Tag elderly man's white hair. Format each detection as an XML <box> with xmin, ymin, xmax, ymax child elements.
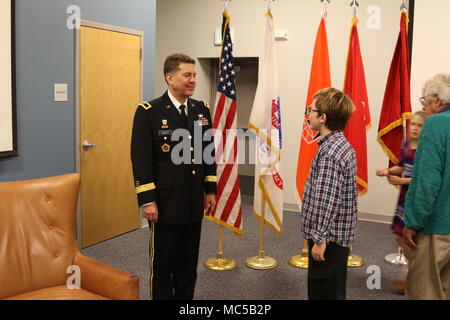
<box><xmin>422</xmin><ymin>73</ymin><xmax>450</xmax><ymax>105</ymax></box>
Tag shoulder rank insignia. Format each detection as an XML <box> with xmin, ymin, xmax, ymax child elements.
<box><xmin>139</xmin><ymin>102</ymin><xmax>152</xmax><ymax>110</ymax></box>
<box><xmin>202</xmin><ymin>101</ymin><xmax>210</xmax><ymax>109</ymax></box>
<box><xmin>161</xmin><ymin>143</ymin><xmax>170</xmax><ymax>153</ymax></box>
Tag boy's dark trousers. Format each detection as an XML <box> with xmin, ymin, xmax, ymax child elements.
<box><xmin>307</xmin><ymin>240</ymin><xmax>350</xmax><ymax>300</ymax></box>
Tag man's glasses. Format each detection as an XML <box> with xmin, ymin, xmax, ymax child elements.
<box><xmin>419</xmin><ymin>94</ymin><xmax>437</xmax><ymax>106</ymax></box>
<box><xmin>305</xmin><ymin>106</ymin><xmax>322</xmax><ymax>116</ymax></box>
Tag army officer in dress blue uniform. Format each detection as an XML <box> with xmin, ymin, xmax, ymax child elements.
<box><xmin>131</xmin><ymin>53</ymin><xmax>217</xmax><ymax>300</ymax></box>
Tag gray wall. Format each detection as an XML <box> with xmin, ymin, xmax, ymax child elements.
<box><xmin>0</xmin><ymin>0</ymin><xmax>156</xmax><ymax>182</ymax></box>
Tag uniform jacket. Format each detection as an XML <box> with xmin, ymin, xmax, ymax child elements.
<box><xmin>131</xmin><ymin>91</ymin><xmax>217</xmax><ymax>224</ymax></box>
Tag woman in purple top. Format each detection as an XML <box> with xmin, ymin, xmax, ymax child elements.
<box><xmin>376</xmin><ymin>111</ymin><xmax>428</xmax><ymax>293</ymax></box>
<box><xmin>392</xmin><ymin>139</ymin><xmax>416</xmax><ymax>236</ymax></box>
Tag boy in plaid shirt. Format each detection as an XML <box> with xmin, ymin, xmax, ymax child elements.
<box><xmin>300</xmin><ymin>87</ymin><xmax>358</xmax><ymax>300</ymax></box>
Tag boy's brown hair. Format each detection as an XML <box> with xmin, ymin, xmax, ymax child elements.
<box><xmin>313</xmin><ymin>87</ymin><xmax>355</xmax><ymax>131</ymax></box>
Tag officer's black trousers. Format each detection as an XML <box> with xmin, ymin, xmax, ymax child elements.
<box><xmin>307</xmin><ymin>240</ymin><xmax>350</xmax><ymax>300</ymax></box>
<box><xmin>149</xmin><ymin>221</ymin><xmax>202</xmax><ymax>300</ymax></box>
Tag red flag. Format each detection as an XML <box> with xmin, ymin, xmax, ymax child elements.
<box><xmin>296</xmin><ymin>17</ymin><xmax>331</xmax><ymax>200</ymax></box>
<box><xmin>205</xmin><ymin>11</ymin><xmax>243</xmax><ymax>235</ymax></box>
<box><xmin>377</xmin><ymin>12</ymin><xmax>412</xmax><ymax>167</ymax></box>
<box><xmin>343</xmin><ymin>17</ymin><xmax>371</xmax><ymax>195</ymax></box>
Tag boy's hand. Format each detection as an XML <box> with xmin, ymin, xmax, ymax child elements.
<box><xmin>376</xmin><ymin>168</ymin><xmax>389</xmax><ymax>177</ymax></box>
<box><xmin>311</xmin><ymin>240</ymin><xmax>327</xmax><ymax>261</ymax></box>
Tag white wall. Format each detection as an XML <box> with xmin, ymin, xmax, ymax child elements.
<box><xmin>411</xmin><ymin>0</ymin><xmax>450</xmax><ymax>112</ymax></box>
<box><xmin>155</xmin><ymin>0</ymin><xmax>419</xmax><ymax>218</ymax></box>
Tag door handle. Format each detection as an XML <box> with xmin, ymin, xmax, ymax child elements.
<box><xmin>82</xmin><ymin>140</ymin><xmax>98</xmax><ymax>150</ymax></box>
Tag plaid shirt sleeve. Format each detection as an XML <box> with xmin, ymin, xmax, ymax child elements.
<box><xmin>310</xmin><ymin>155</ymin><xmax>342</xmax><ymax>244</ymax></box>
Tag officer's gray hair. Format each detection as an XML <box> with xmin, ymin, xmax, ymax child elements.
<box><xmin>422</xmin><ymin>73</ymin><xmax>450</xmax><ymax>105</ymax></box>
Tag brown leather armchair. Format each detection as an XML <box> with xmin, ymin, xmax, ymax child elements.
<box><xmin>0</xmin><ymin>173</ymin><xmax>139</xmax><ymax>300</ymax></box>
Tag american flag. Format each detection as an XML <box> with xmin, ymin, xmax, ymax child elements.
<box><xmin>205</xmin><ymin>11</ymin><xmax>243</xmax><ymax>235</ymax></box>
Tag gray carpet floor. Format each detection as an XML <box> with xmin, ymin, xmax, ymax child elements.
<box><xmin>81</xmin><ymin>195</ymin><xmax>405</xmax><ymax>300</ymax></box>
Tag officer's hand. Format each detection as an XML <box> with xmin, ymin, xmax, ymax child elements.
<box><xmin>144</xmin><ymin>203</ymin><xmax>158</xmax><ymax>223</ymax></box>
<box><xmin>204</xmin><ymin>194</ymin><xmax>217</xmax><ymax>216</ymax></box>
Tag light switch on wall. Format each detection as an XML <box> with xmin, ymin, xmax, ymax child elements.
<box><xmin>54</xmin><ymin>83</ymin><xmax>68</xmax><ymax>102</ymax></box>
<box><xmin>214</xmin><ymin>27</ymin><xmax>235</xmax><ymax>46</ymax></box>
<box><xmin>214</xmin><ymin>28</ymin><xmax>222</xmax><ymax>46</ymax></box>
<box><xmin>274</xmin><ymin>30</ymin><xmax>288</xmax><ymax>41</ymax></box>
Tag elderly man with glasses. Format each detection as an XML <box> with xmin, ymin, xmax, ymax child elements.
<box><xmin>403</xmin><ymin>73</ymin><xmax>450</xmax><ymax>300</ymax></box>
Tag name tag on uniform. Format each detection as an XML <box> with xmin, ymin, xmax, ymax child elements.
<box><xmin>158</xmin><ymin>130</ymin><xmax>172</xmax><ymax>136</ymax></box>
<box><xmin>197</xmin><ymin>114</ymin><xmax>209</xmax><ymax>126</ymax></box>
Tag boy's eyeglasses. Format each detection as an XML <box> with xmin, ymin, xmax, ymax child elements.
<box><xmin>305</xmin><ymin>106</ymin><xmax>322</xmax><ymax>116</ymax></box>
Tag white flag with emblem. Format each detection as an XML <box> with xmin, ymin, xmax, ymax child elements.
<box><xmin>248</xmin><ymin>11</ymin><xmax>283</xmax><ymax>234</ymax></box>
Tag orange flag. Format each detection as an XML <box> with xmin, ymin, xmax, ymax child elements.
<box><xmin>343</xmin><ymin>17</ymin><xmax>371</xmax><ymax>196</ymax></box>
<box><xmin>377</xmin><ymin>11</ymin><xmax>412</xmax><ymax>167</ymax></box>
<box><xmin>296</xmin><ymin>16</ymin><xmax>331</xmax><ymax>200</ymax></box>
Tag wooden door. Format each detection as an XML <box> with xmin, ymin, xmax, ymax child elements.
<box><xmin>80</xmin><ymin>25</ymin><xmax>141</xmax><ymax>248</ymax></box>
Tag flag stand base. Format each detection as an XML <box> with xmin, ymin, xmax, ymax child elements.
<box><xmin>289</xmin><ymin>252</ymin><xmax>309</xmax><ymax>269</ymax></box>
<box><xmin>384</xmin><ymin>247</ymin><xmax>408</xmax><ymax>265</ymax></box>
<box><xmin>246</xmin><ymin>251</ymin><xmax>278</xmax><ymax>270</ymax></box>
<box><xmin>204</xmin><ymin>252</ymin><xmax>236</xmax><ymax>271</ymax></box>
<box><xmin>289</xmin><ymin>239</ymin><xmax>309</xmax><ymax>269</ymax></box>
<box><xmin>348</xmin><ymin>250</ymin><xmax>365</xmax><ymax>268</ymax></box>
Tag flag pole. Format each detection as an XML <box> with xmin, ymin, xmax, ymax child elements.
<box><xmin>344</xmin><ymin>9</ymin><xmax>365</xmax><ymax>268</ymax></box>
<box><xmin>289</xmin><ymin>190</ymin><xmax>309</xmax><ymax>268</ymax></box>
<box><xmin>292</xmin><ymin>3</ymin><xmax>331</xmax><ymax>269</ymax></box>
<box><xmin>204</xmin><ymin>2</ymin><xmax>241</xmax><ymax>271</ymax></box>
<box><xmin>381</xmin><ymin>4</ymin><xmax>411</xmax><ymax>270</ymax></box>
<box><xmin>246</xmin><ymin>181</ymin><xmax>278</xmax><ymax>270</ymax></box>
<box><xmin>204</xmin><ymin>225</ymin><xmax>237</xmax><ymax>271</ymax></box>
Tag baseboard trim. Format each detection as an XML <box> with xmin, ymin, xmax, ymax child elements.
<box><xmin>283</xmin><ymin>203</ymin><xmax>392</xmax><ymax>225</ymax></box>
<box><xmin>138</xmin><ymin>200</ymin><xmax>392</xmax><ymax>227</ymax></box>
<box><xmin>357</xmin><ymin>212</ymin><xmax>392</xmax><ymax>224</ymax></box>
<box><xmin>284</xmin><ymin>203</ymin><xmax>300</xmax><ymax>212</ymax></box>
